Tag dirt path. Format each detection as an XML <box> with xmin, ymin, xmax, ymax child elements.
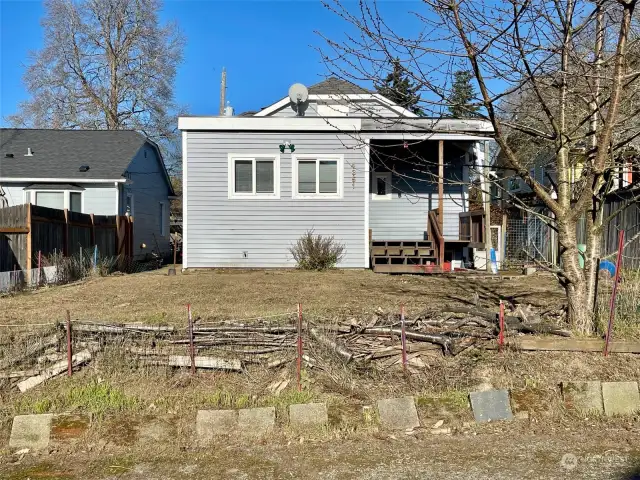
<box><xmin>3</xmin><ymin>427</ymin><xmax>640</xmax><ymax>479</ymax></box>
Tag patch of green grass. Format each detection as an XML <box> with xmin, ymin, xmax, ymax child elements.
<box><xmin>7</xmin><ymin>462</ymin><xmax>74</xmax><ymax>480</ymax></box>
<box><xmin>259</xmin><ymin>389</ymin><xmax>314</xmax><ymax>409</ymax></box>
<box><xmin>63</xmin><ymin>380</ymin><xmax>140</xmax><ymax>416</ymax></box>
<box><xmin>415</xmin><ymin>389</ymin><xmax>470</xmax><ymax>417</ymax></box>
<box><xmin>200</xmin><ymin>389</ymin><xmax>254</xmax><ymax>409</ymax></box>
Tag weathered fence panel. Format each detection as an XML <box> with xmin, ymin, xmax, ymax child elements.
<box><xmin>0</xmin><ymin>204</ymin><xmax>132</xmax><ymax>274</ymax></box>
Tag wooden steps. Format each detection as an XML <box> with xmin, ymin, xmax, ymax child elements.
<box><xmin>371</xmin><ymin>240</ymin><xmax>441</xmax><ymax>274</ymax></box>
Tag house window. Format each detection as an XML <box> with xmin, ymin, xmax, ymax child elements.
<box><xmin>372</xmin><ymin>172</ymin><xmax>392</xmax><ymax>200</ymax></box>
<box><xmin>35</xmin><ymin>191</ymin><xmax>64</xmax><ymax>210</ymax></box>
<box><xmin>228</xmin><ymin>154</ymin><xmax>280</xmax><ymax>199</ymax></box>
<box><xmin>70</xmin><ymin>192</ymin><xmax>82</xmax><ymax>213</ymax></box>
<box><xmin>292</xmin><ymin>155</ymin><xmax>343</xmax><ymax>199</ymax></box>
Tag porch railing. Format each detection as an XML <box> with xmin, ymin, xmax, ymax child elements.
<box><xmin>428</xmin><ymin>209</ymin><xmax>445</xmax><ymax>266</ymax></box>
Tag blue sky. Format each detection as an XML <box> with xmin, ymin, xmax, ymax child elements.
<box><xmin>0</xmin><ymin>0</ymin><xmax>426</xmax><ymax>124</ymax></box>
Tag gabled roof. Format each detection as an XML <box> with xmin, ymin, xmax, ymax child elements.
<box><xmin>0</xmin><ymin>129</ymin><xmax>148</xmax><ymax>181</ymax></box>
<box><xmin>254</xmin><ymin>76</ymin><xmax>418</xmax><ymax>118</ymax></box>
<box><xmin>307</xmin><ymin>77</ymin><xmax>372</xmax><ymax>95</ymax></box>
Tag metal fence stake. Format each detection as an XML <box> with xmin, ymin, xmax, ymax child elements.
<box><xmin>499</xmin><ymin>300</ymin><xmax>505</xmax><ymax>352</ymax></box>
<box><xmin>604</xmin><ymin>230</ymin><xmax>625</xmax><ymax>356</ymax></box>
<box><xmin>297</xmin><ymin>303</ymin><xmax>303</xmax><ymax>392</ymax></box>
<box><xmin>187</xmin><ymin>304</ymin><xmax>195</xmax><ymax>374</ymax></box>
<box><xmin>400</xmin><ymin>304</ymin><xmax>407</xmax><ymax>372</ymax></box>
<box><xmin>66</xmin><ymin>310</ymin><xmax>73</xmax><ymax>376</ymax></box>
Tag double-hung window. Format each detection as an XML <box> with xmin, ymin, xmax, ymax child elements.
<box><xmin>228</xmin><ymin>154</ymin><xmax>280</xmax><ymax>199</ymax></box>
<box><xmin>292</xmin><ymin>155</ymin><xmax>343</xmax><ymax>199</ymax></box>
<box><xmin>372</xmin><ymin>172</ymin><xmax>392</xmax><ymax>200</ymax></box>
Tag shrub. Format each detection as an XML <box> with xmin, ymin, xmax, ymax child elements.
<box><xmin>289</xmin><ymin>230</ymin><xmax>345</xmax><ymax>270</ymax></box>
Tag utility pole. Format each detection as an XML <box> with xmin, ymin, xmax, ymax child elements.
<box><xmin>219</xmin><ymin>67</ymin><xmax>226</xmax><ymax>116</ymax></box>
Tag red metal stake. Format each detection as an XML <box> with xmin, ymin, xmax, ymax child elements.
<box><xmin>66</xmin><ymin>310</ymin><xmax>73</xmax><ymax>376</ymax></box>
<box><xmin>604</xmin><ymin>230</ymin><xmax>625</xmax><ymax>356</ymax></box>
<box><xmin>297</xmin><ymin>303</ymin><xmax>303</xmax><ymax>392</ymax></box>
<box><xmin>400</xmin><ymin>304</ymin><xmax>407</xmax><ymax>372</ymax></box>
<box><xmin>498</xmin><ymin>301</ymin><xmax>505</xmax><ymax>352</ymax></box>
<box><xmin>187</xmin><ymin>304</ymin><xmax>195</xmax><ymax>374</ymax></box>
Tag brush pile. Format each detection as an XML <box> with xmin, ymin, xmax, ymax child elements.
<box><xmin>0</xmin><ymin>302</ymin><xmax>569</xmax><ymax>391</ymax></box>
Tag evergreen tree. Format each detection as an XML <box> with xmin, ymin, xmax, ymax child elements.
<box><xmin>376</xmin><ymin>59</ymin><xmax>423</xmax><ymax>115</ymax></box>
<box><xmin>447</xmin><ymin>71</ymin><xmax>480</xmax><ymax>118</ymax></box>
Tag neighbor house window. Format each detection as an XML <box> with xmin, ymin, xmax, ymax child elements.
<box><xmin>70</xmin><ymin>192</ymin><xmax>82</xmax><ymax>213</ymax></box>
<box><xmin>228</xmin><ymin>154</ymin><xmax>280</xmax><ymax>199</ymax></box>
<box><xmin>372</xmin><ymin>172</ymin><xmax>392</xmax><ymax>200</ymax></box>
<box><xmin>35</xmin><ymin>192</ymin><xmax>64</xmax><ymax>210</ymax></box>
<box><xmin>292</xmin><ymin>155</ymin><xmax>343</xmax><ymax>199</ymax></box>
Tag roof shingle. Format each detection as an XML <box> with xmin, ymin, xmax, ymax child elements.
<box><xmin>0</xmin><ymin>129</ymin><xmax>147</xmax><ymax>180</ymax></box>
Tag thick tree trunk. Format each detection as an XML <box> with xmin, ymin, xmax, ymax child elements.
<box><xmin>558</xmin><ymin>216</ymin><xmax>600</xmax><ymax>334</ymax></box>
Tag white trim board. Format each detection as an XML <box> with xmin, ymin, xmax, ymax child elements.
<box><xmin>363</xmin><ymin>139</ymin><xmax>370</xmax><ymax>268</ymax></box>
<box><xmin>254</xmin><ymin>93</ymin><xmax>420</xmax><ymax>118</ymax></box>
<box><xmin>0</xmin><ymin>177</ymin><xmax>126</xmax><ymax>183</ymax></box>
<box><xmin>178</xmin><ymin>117</ymin><xmax>362</xmax><ymax>131</ymax></box>
<box><xmin>182</xmin><ymin>131</ymin><xmax>188</xmax><ymax>269</ymax></box>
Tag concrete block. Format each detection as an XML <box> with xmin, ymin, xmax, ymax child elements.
<box><xmin>562</xmin><ymin>381</ymin><xmax>603</xmax><ymax>414</ymax></box>
<box><xmin>238</xmin><ymin>407</ymin><xmax>275</xmax><ymax>436</ymax></box>
<box><xmin>288</xmin><ymin>403</ymin><xmax>328</xmax><ymax>428</ymax></box>
<box><xmin>195</xmin><ymin>410</ymin><xmax>237</xmax><ymax>442</ymax></box>
<box><xmin>602</xmin><ymin>382</ymin><xmax>640</xmax><ymax>416</ymax></box>
<box><xmin>377</xmin><ymin>397</ymin><xmax>420</xmax><ymax>431</ymax></box>
<box><xmin>9</xmin><ymin>414</ymin><xmax>53</xmax><ymax>450</ymax></box>
<box><xmin>470</xmin><ymin>389</ymin><xmax>513</xmax><ymax>423</ymax></box>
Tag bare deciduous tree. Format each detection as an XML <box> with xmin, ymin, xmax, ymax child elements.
<box><xmin>319</xmin><ymin>0</ymin><xmax>640</xmax><ymax>332</ymax></box>
<box><xmin>7</xmin><ymin>0</ymin><xmax>185</xmax><ymax>170</ymax></box>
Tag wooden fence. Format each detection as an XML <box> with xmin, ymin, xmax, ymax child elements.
<box><xmin>0</xmin><ymin>204</ymin><xmax>133</xmax><ymax>274</ymax></box>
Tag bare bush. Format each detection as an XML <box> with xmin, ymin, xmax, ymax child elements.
<box><xmin>289</xmin><ymin>231</ymin><xmax>345</xmax><ymax>270</ymax></box>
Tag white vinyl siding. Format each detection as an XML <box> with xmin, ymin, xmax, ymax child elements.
<box><xmin>185</xmin><ymin>132</ymin><xmax>365</xmax><ymax>268</ymax></box>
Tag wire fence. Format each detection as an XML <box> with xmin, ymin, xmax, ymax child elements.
<box><xmin>504</xmin><ymin>214</ymin><xmax>556</xmax><ymax>268</ymax></box>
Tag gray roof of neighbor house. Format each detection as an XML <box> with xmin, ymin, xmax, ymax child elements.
<box><xmin>307</xmin><ymin>77</ymin><xmax>372</xmax><ymax>95</ymax></box>
<box><xmin>0</xmin><ymin>129</ymin><xmax>150</xmax><ymax>180</ymax></box>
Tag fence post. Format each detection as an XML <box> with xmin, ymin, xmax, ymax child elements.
<box><xmin>297</xmin><ymin>303</ymin><xmax>303</xmax><ymax>392</ymax></box>
<box><xmin>63</xmin><ymin>209</ymin><xmax>69</xmax><ymax>256</ymax></box>
<box><xmin>66</xmin><ymin>310</ymin><xmax>73</xmax><ymax>376</ymax></box>
<box><xmin>38</xmin><ymin>250</ymin><xmax>42</xmax><ymax>286</ymax></box>
<box><xmin>187</xmin><ymin>304</ymin><xmax>195</xmax><ymax>374</ymax></box>
<box><xmin>90</xmin><ymin>213</ymin><xmax>95</xmax><ymax>246</ymax></box>
<box><xmin>498</xmin><ymin>300</ymin><xmax>505</xmax><ymax>352</ymax></box>
<box><xmin>26</xmin><ymin>203</ymin><xmax>32</xmax><ymax>285</ymax></box>
<box><xmin>604</xmin><ymin>230</ymin><xmax>625</xmax><ymax>357</ymax></box>
<box><xmin>400</xmin><ymin>304</ymin><xmax>407</xmax><ymax>372</ymax></box>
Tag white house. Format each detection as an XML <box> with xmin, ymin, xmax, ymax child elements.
<box><xmin>179</xmin><ymin>78</ymin><xmax>493</xmax><ymax>272</ymax></box>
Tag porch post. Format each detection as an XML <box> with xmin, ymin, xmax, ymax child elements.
<box><xmin>438</xmin><ymin>140</ymin><xmax>444</xmax><ymax>234</ymax></box>
<box><xmin>438</xmin><ymin>140</ymin><xmax>445</xmax><ymax>267</ymax></box>
<box><xmin>483</xmin><ymin>140</ymin><xmax>492</xmax><ymax>272</ymax></box>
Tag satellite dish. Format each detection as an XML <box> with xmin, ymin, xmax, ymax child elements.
<box><xmin>288</xmin><ymin>83</ymin><xmax>309</xmax><ymax>104</ymax></box>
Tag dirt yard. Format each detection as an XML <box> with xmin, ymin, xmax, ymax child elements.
<box><xmin>0</xmin><ymin>268</ymin><xmax>566</xmax><ymax>326</ymax></box>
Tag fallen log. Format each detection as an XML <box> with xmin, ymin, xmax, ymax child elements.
<box><xmin>71</xmin><ymin>322</ymin><xmax>174</xmax><ymax>334</ymax></box>
<box><xmin>0</xmin><ymin>333</ymin><xmax>62</xmax><ymax>371</ymax></box>
<box><xmin>309</xmin><ymin>328</ymin><xmax>354</xmax><ymax>363</ymax></box>
<box><xmin>361</xmin><ymin>327</ymin><xmax>452</xmax><ymax>352</ymax></box>
<box><xmin>138</xmin><ymin>355</ymin><xmax>242</xmax><ymax>372</ymax></box>
<box><xmin>17</xmin><ymin>349</ymin><xmax>93</xmax><ymax>392</ymax></box>
<box><xmin>193</xmin><ymin>326</ymin><xmax>298</xmax><ymax>334</ymax></box>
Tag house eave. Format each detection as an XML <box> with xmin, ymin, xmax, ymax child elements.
<box><xmin>0</xmin><ymin>177</ymin><xmax>127</xmax><ymax>183</ymax></box>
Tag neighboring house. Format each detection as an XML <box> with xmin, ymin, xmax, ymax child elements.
<box><xmin>179</xmin><ymin>78</ymin><xmax>494</xmax><ymax>272</ymax></box>
<box><xmin>0</xmin><ymin>129</ymin><xmax>174</xmax><ymax>259</ymax></box>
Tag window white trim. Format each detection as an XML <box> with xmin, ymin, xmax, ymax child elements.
<box><xmin>371</xmin><ymin>172</ymin><xmax>392</xmax><ymax>200</ymax></box>
<box><xmin>364</xmin><ymin>139</ymin><xmax>370</xmax><ymax>268</ymax></box>
<box><xmin>23</xmin><ymin>188</ymin><xmax>84</xmax><ymax>213</ymax></box>
<box><xmin>228</xmin><ymin>154</ymin><xmax>281</xmax><ymax>199</ymax></box>
<box><xmin>182</xmin><ymin>131</ymin><xmax>188</xmax><ymax>269</ymax></box>
<box><xmin>292</xmin><ymin>154</ymin><xmax>344</xmax><ymax>199</ymax></box>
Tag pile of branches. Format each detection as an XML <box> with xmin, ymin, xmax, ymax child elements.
<box><xmin>0</xmin><ymin>303</ymin><xmax>569</xmax><ymax>391</ymax></box>
<box><xmin>313</xmin><ymin>303</ymin><xmax>570</xmax><ymax>370</ymax></box>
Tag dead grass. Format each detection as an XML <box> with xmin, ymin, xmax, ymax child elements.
<box><xmin>0</xmin><ymin>267</ymin><xmax>565</xmax><ymax>326</ymax></box>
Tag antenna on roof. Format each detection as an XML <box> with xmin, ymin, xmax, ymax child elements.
<box><xmin>219</xmin><ymin>67</ymin><xmax>227</xmax><ymax>116</ymax></box>
<box><xmin>288</xmin><ymin>83</ymin><xmax>309</xmax><ymax>117</ymax></box>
